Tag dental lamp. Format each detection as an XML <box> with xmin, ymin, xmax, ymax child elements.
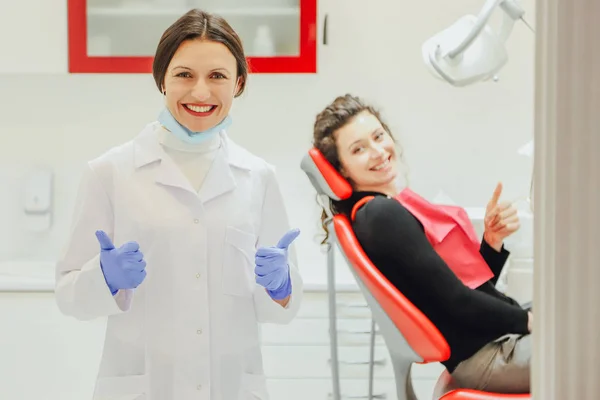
<box><xmin>422</xmin><ymin>0</ymin><xmax>532</xmax><ymax>87</ymax></box>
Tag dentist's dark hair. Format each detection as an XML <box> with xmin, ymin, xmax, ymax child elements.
<box><xmin>312</xmin><ymin>94</ymin><xmax>407</xmax><ymax>245</ymax></box>
<box><xmin>152</xmin><ymin>9</ymin><xmax>248</xmax><ymax>96</ymax></box>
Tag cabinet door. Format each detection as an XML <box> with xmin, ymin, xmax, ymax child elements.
<box><xmin>317</xmin><ymin>0</ymin><xmax>407</xmax><ymax>97</ymax></box>
<box><xmin>67</xmin><ymin>0</ymin><xmax>317</xmax><ymax>73</ymax></box>
<box><xmin>0</xmin><ymin>293</ymin><xmax>106</xmax><ymax>400</ymax></box>
<box><xmin>0</xmin><ymin>0</ymin><xmax>67</xmax><ymax>73</ymax></box>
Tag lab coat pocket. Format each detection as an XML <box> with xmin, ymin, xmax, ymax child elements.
<box><xmin>238</xmin><ymin>372</ymin><xmax>269</xmax><ymax>400</ymax></box>
<box><xmin>223</xmin><ymin>226</ymin><xmax>257</xmax><ymax>297</ymax></box>
<box><xmin>94</xmin><ymin>374</ymin><xmax>146</xmax><ymax>400</ymax></box>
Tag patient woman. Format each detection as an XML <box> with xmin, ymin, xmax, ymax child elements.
<box><xmin>312</xmin><ymin>94</ymin><xmax>532</xmax><ymax>394</ymax></box>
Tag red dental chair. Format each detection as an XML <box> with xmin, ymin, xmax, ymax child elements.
<box><xmin>300</xmin><ymin>148</ymin><xmax>531</xmax><ymax>400</ymax></box>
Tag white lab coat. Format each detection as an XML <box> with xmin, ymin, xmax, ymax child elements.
<box><xmin>55</xmin><ymin>122</ymin><xmax>303</xmax><ymax>400</ymax></box>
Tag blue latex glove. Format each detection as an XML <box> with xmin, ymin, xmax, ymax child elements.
<box><xmin>95</xmin><ymin>230</ymin><xmax>147</xmax><ymax>296</ymax></box>
<box><xmin>254</xmin><ymin>228</ymin><xmax>300</xmax><ymax>300</ymax></box>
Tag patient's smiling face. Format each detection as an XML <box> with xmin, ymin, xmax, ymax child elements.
<box><xmin>334</xmin><ymin>111</ymin><xmax>399</xmax><ymax>195</ymax></box>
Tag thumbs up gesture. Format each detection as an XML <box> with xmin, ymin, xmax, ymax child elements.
<box><xmin>95</xmin><ymin>230</ymin><xmax>147</xmax><ymax>295</ymax></box>
<box><xmin>255</xmin><ymin>228</ymin><xmax>301</xmax><ymax>300</ymax></box>
<box><xmin>483</xmin><ymin>183</ymin><xmax>520</xmax><ymax>251</ymax></box>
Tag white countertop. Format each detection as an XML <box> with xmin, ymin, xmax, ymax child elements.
<box><xmin>0</xmin><ymin>275</ymin><xmax>356</xmax><ymax>293</ymax></box>
<box><xmin>0</xmin><ymin>276</ymin><xmax>55</xmax><ymax>292</ymax></box>
<box><xmin>0</xmin><ymin>260</ymin><xmax>359</xmax><ymax>293</ymax></box>
<box><xmin>0</xmin><ymin>261</ymin><xmax>55</xmax><ymax>292</ymax></box>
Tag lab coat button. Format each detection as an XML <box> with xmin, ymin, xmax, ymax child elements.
<box><xmin>197</xmin><ymin>385</ymin><xmax>202</xmax><ymax>390</ymax></box>
<box><xmin>197</xmin><ymin>329</ymin><xmax>202</xmax><ymax>335</ymax></box>
<box><xmin>196</xmin><ymin>273</ymin><xmax>201</xmax><ymax>279</ymax></box>
<box><xmin>193</xmin><ymin>218</ymin><xmax>200</xmax><ymax>224</ymax></box>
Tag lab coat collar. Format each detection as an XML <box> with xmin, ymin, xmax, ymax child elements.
<box><xmin>132</xmin><ymin>123</ymin><xmax>252</xmax><ymax>201</ymax></box>
<box><xmin>133</xmin><ymin>123</ymin><xmax>164</xmax><ymax>168</ymax></box>
<box><xmin>133</xmin><ymin>122</ymin><xmax>252</xmax><ymax>170</ymax></box>
<box><xmin>199</xmin><ymin>131</ymin><xmax>253</xmax><ymax>203</ymax></box>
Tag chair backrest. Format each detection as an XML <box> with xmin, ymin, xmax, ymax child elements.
<box><xmin>301</xmin><ymin>148</ymin><xmax>450</xmax><ymax>363</ymax></box>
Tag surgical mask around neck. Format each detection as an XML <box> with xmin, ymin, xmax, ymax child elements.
<box><xmin>158</xmin><ymin>107</ymin><xmax>232</xmax><ymax>144</ymax></box>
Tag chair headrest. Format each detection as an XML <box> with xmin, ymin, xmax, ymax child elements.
<box><xmin>300</xmin><ymin>148</ymin><xmax>353</xmax><ymax>201</ymax></box>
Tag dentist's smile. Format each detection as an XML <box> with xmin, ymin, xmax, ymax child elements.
<box><xmin>182</xmin><ymin>103</ymin><xmax>217</xmax><ymax>117</ymax></box>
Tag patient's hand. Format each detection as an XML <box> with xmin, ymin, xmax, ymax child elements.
<box><xmin>484</xmin><ymin>182</ymin><xmax>520</xmax><ymax>251</ymax></box>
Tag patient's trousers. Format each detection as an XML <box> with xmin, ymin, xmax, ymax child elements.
<box><xmin>451</xmin><ymin>333</ymin><xmax>531</xmax><ymax>393</ymax></box>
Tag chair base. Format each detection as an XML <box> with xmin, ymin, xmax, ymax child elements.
<box><xmin>433</xmin><ymin>370</ymin><xmax>531</xmax><ymax>399</ymax></box>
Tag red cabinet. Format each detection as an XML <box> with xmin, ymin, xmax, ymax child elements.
<box><xmin>67</xmin><ymin>0</ymin><xmax>317</xmax><ymax>74</ymax></box>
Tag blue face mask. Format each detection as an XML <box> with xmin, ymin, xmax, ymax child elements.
<box><xmin>157</xmin><ymin>107</ymin><xmax>232</xmax><ymax>144</ymax></box>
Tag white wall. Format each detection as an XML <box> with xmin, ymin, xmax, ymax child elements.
<box><xmin>0</xmin><ymin>1</ymin><xmax>536</xmax><ymax>399</ymax></box>
<box><xmin>0</xmin><ymin>0</ymin><xmax>536</xmax><ymax>286</ymax></box>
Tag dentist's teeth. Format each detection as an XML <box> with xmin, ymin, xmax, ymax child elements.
<box><xmin>187</xmin><ymin>105</ymin><xmax>213</xmax><ymax>112</ymax></box>
<box><xmin>373</xmin><ymin>159</ymin><xmax>389</xmax><ymax>171</ymax></box>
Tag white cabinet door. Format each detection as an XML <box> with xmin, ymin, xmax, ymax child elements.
<box><xmin>0</xmin><ymin>292</ymin><xmax>105</xmax><ymax>400</ymax></box>
<box><xmin>317</xmin><ymin>0</ymin><xmax>405</xmax><ymax>95</ymax></box>
<box><xmin>0</xmin><ymin>0</ymin><xmax>67</xmax><ymax>74</ymax></box>
<box><xmin>267</xmin><ymin>378</ymin><xmax>438</xmax><ymax>400</ymax></box>
<box><xmin>261</xmin><ymin>317</ymin><xmax>386</xmax><ymax>346</ymax></box>
<box><xmin>262</xmin><ymin>345</ymin><xmax>444</xmax><ymax>379</ymax></box>
<box><xmin>295</xmin><ymin>291</ymin><xmax>370</xmax><ymax>319</ymax></box>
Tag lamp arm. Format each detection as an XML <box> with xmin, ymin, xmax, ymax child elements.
<box><xmin>447</xmin><ymin>0</ymin><xmax>504</xmax><ymax>59</ymax></box>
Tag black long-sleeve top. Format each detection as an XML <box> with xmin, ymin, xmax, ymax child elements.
<box><xmin>336</xmin><ymin>192</ymin><xmax>529</xmax><ymax>372</ymax></box>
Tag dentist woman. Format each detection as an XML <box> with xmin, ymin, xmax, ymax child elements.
<box><xmin>55</xmin><ymin>9</ymin><xmax>302</xmax><ymax>400</ymax></box>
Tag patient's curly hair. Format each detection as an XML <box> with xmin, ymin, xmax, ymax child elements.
<box><xmin>312</xmin><ymin>94</ymin><xmax>408</xmax><ymax>245</ymax></box>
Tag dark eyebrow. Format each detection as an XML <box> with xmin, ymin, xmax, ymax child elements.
<box><xmin>211</xmin><ymin>68</ymin><xmax>231</xmax><ymax>74</ymax></box>
<box><xmin>171</xmin><ymin>66</ymin><xmax>232</xmax><ymax>75</ymax></box>
<box><xmin>348</xmin><ymin>129</ymin><xmax>380</xmax><ymax>150</ymax></box>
